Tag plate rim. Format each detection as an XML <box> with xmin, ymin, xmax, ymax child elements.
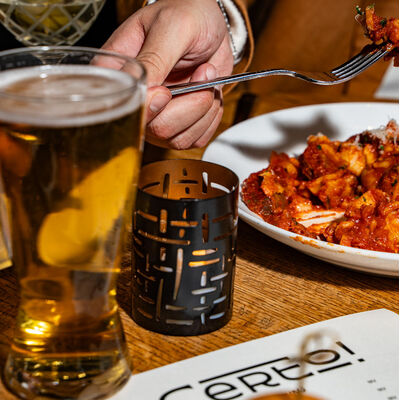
<box><xmin>203</xmin><ymin>101</ymin><xmax>399</xmax><ymax>275</ymax></box>
<box><xmin>223</xmin><ymin>100</ymin><xmax>398</xmax><ymax>130</ymax></box>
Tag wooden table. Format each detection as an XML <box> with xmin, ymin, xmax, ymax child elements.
<box><xmin>0</xmin><ymin>91</ymin><xmax>398</xmax><ymax>399</ymax></box>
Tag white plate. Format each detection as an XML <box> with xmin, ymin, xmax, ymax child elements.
<box><xmin>203</xmin><ymin>102</ymin><xmax>399</xmax><ymax>277</ymax></box>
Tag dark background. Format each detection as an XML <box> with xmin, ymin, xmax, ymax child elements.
<box><xmin>0</xmin><ymin>0</ymin><xmax>274</xmax><ymax>51</ymax></box>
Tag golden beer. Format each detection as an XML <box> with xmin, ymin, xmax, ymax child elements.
<box><xmin>0</xmin><ymin>48</ymin><xmax>146</xmax><ymax>399</ymax></box>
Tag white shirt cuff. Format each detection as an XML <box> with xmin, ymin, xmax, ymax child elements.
<box><xmin>218</xmin><ymin>0</ymin><xmax>247</xmax><ymax>64</ymax></box>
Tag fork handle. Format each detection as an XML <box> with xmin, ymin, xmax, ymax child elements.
<box><xmin>167</xmin><ymin>69</ymin><xmax>292</xmax><ymax>95</ymax></box>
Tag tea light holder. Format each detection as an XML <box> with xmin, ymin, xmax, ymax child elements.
<box><xmin>131</xmin><ymin>159</ymin><xmax>239</xmax><ymax>335</ymax></box>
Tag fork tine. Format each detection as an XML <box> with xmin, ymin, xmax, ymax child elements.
<box><xmin>334</xmin><ymin>47</ymin><xmax>386</xmax><ymax>75</ymax></box>
<box><xmin>167</xmin><ymin>44</ymin><xmax>391</xmax><ymax>95</ymax></box>
<box><xmin>331</xmin><ymin>49</ymin><xmax>370</xmax><ymax>74</ymax></box>
<box><xmin>333</xmin><ymin>48</ymin><xmax>388</xmax><ymax>79</ymax></box>
<box><xmin>331</xmin><ymin>47</ymin><xmax>387</xmax><ymax>79</ymax></box>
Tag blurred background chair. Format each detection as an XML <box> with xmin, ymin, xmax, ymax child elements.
<box><xmin>245</xmin><ymin>0</ymin><xmax>398</xmax><ymax>101</ymax></box>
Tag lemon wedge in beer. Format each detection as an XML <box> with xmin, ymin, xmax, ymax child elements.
<box><xmin>37</xmin><ymin>147</ymin><xmax>138</xmax><ymax>267</ymax></box>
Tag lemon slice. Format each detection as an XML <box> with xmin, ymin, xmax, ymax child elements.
<box><xmin>37</xmin><ymin>147</ymin><xmax>138</xmax><ymax>267</ymax></box>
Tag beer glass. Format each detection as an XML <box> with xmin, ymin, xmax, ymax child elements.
<box><xmin>0</xmin><ymin>46</ymin><xmax>146</xmax><ymax>399</ymax></box>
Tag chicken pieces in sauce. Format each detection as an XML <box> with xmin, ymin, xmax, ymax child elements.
<box><xmin>356</xmin><ymin>4</ymin><xmax>399</xmax><ymax>64</ymax></box>
<box><xmin>241</xmin><ymin>121</ymin><xmax>399</xmax><ymax>253</ymax></box>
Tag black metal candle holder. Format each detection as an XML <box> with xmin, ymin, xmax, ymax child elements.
<box><xmin>131</xmin><ymin>159</ymin><xmax>239</xmax><ymax>335</ymax></box>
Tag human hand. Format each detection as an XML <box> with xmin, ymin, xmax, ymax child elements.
<box><xmin>102</xmin><ymin>0</ymin><xmax>234</xmax><ymax>149</ymax></box>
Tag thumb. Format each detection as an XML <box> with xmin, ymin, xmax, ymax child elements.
<box><xmin>103</xmin><ymin>5</ymin><xmax>192</xmax><ymax>87</ymax></box>
<box><xmin>135</xmin><ymin>15</ymin><xmax>192</xmax><ymax>87</ymax></box>
<box><xmin>102</xmin><ymin>12</ymin><xmax>146</xmax><ymax>58</ymax></box>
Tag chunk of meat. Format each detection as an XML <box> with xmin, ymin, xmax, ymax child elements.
<box><xmin>323</xmin><ymin>190</ymin><xmax>399</xmax><ymax>252</ymax></box>
<box><xmin>306</xmin><ymin>170</ymin><xmax>357</xmax><ymax>209</ymax></box>
<box><xmin>357</xmin><ymin>5</ymin><xmax>399</xmax><ymax>64</ymax></box>
<box><xmin>241</xmin><ymin>121</ymin><xmax>399</xmax><ymax>253</ymax></box>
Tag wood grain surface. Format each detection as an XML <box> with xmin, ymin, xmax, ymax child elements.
<box><xmin>0</xmin><ymin>91</ymin><xmax>398</xmax><ymax>399</ymax></box>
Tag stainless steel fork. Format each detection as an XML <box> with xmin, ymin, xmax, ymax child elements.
<box><xmin>167</xmin><ymin>43</ymin><xmax>390</xmax><ymax>96</ymax></box>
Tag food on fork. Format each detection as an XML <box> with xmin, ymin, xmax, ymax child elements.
<box><xmin>241</xmin><ymin>121</ymin><xmax>399</xmax><ymax>253</ymax></box>
<box><xmin>356</xmin><ymin>4</ymin><xmax>399</xmax><ymax>64</ymax></box>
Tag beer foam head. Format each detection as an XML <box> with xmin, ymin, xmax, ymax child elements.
<box><xmin>0</xmin><ymin>65</ymin><xmax>145</xmax><ymax>127</ymax></box>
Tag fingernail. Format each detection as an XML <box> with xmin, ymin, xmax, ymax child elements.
<box><xmin>206</xmin><ymin>65</ymin><xmax>217</xmax><ymax>80</ymax></box>
<box><xmin>149</xmin><ymin>93</ymin><xmax>170</xmax><ymax>113</ymax></box>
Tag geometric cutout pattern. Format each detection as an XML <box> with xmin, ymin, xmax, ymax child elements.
<box><xmin>132</xmin><ymin>160</ymin><xmax>239</xmax><ymax>335</ymax></box>
<box><xmin>0</xmin><ymin>0</ymin><xmax>105</xmax><ymax>46</ymax></box>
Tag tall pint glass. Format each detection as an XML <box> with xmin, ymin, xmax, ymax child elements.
<box><xmin>0</xmin><ymin>47</ymin><xmax>146</xmax><ymax>399</ymax></box>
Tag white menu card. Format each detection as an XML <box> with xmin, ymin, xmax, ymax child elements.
<box><xmin>112</xmin><ymin>309</ymin><xmax>399</xmax><ymax>400</ymax></box>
